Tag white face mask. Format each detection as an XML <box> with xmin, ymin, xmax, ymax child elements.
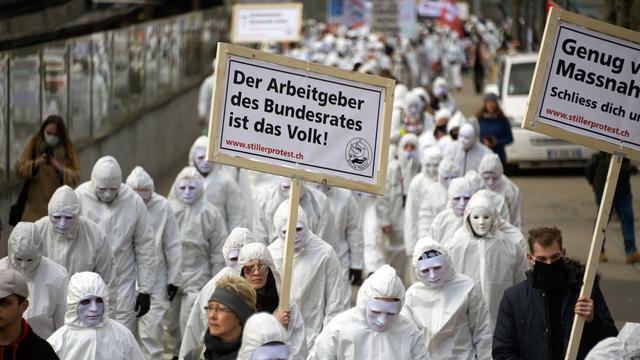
<box><xmin>279</xmin><ymin>223</ymin><xmax>307</xmax><ymax>252</ymax></box>
<box><xmin>417</xmin><ymin>254</ymin><xmax>447</xmax><ymax>287</ymax></box>
<box><xmin>365</xmin><ymin>298</ymin><xmax>401</xmax><ymax>332</ymax></box>
<box><xmin>14</xmin><ymin>249</ymin><xmax>40</xmax><ymax>277</ymax></box>
<box><xmin>96</xmin><ymin>186</ymin><xmax>118</xmax><ymax>204</ymax></box>
<box><xmin>469</xmin><ymin>207</ymin><xmax>493</xmax><ymax>237</ymax></box>
<box><xmin>278</xmin><ymin>179</ymin><xmax>291</xmax><ymax>197</ymax></box>
<box><xmin>134</xmin><ymin>189</ymin><xmax>152</xmax><ymax>204</ymax></box>
<box><xmin>226</xmin><ymin>248</ymin><xmax>240</xmax><ymax>269</ymax></box>
<box><xmin>451</xmin><ymin>192</ymin><xmax>471</xmax><ymax>216</ymax></box>
<box><xmin>459</xmin><ymin>124</ymin><xmax>475</xmax><ymax>150</ymax></box>
<box><xmin>44</xmin><ymin>134</ymin><xmax>59</xmax><ymax>146</ymax></box>
<box><xmin>194</xmin><ymin>148</ymin><xmax>214</xmax><ymax>175</ymax></box>
<box><xmin>250</xmin><ymin>343</ymin><xmax>289</xmax><ymax>360</ymax></box>
<box><xmin>50</xmin><ymin>211</ymin><xmax>76</xmax><ymax>234</ymax></box>
<box><xmin>435</xmin><ymin>86</ymin><xmax>448</xmax><ymax>98</ymax></box>
<box><xmin>481</xmin><ymin>172</ymin><xmax>501</xmax><ymax>190</ymax></box>
<box><xmin>77</xmin><ymin>295</ymin><xmax>105</xmax><ymax>327</ymax></box>
<box><xmin>176</xmin><ymin>178</ymin><xmax>203</xmax><ymax>204</ymax></box>
<box><xmin>402</xmin><ymin>150</ymin><xmax>416</xmax><ymax>161</ymax></box>
<box><xmin>423</xmin><ymin>161</ymin><xmax>439</xmax><ymax>179</ymax></box>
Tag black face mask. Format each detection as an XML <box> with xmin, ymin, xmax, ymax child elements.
<box><xmin>533</xmin><ymin>258</ymin><xmax>567</xmax><ymax>291</ymax></box>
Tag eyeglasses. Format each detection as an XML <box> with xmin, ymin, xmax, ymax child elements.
<box><xmin>242</xmin><ymin>263</ymin><xmax>269</xmax><ymax>275</ymax></box>
<box><xmin>205</xmin><ymin>304</ymin><xmax>233</xmax><ymax>313</ymax></box>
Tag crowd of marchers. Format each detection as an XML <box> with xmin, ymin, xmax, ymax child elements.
<box><xmin>1</xmin><ymin>17</ymin><xmax>639</xmax><ymax>360</ymax></box>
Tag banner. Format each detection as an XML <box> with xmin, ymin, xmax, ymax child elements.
<box><xmin>523</xmin><ymin>8</ymin><xmax>640</xmax><ymax>161</ymax></box>
<box><xmin>208</xmin><ymin>43</ymin><xmax>394</xmax><ymax>194</ymax></box>
<box><xmin>231</xmin><ymin>3</ymin><xmax>302</xmax><ymax>43</ymax></box>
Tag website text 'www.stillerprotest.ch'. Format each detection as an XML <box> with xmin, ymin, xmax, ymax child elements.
<box><xmin>544</xmin><ymin>108</ymin><xmax>630</xmax><ymax>138</ymax></box>
<box><xmin>225</xmin><ymin>139</ymin><xmax>304</xmax><ymax>160</ymax></box>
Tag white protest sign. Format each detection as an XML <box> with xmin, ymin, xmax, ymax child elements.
<box><xmin>523</xmin><ymin>8</ymin><xmax>640</xmax><ymax>161</ymax></box>
<box><xmin>231</xmin><ymin>3</ymin><xmax>302</xmax><ymax>43</ymax></box>
<box><xmin>207</xmin><ymin>43</ymin><xmax>394</xmax><ymax>195</ymax></box>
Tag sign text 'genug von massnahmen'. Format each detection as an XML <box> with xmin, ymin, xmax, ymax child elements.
<box><xmin>217</xmin><ymin>55</ymin><xmax>384</xmax><ymax>183</ymax></box>
<box><xmin>536</xmin><ymin>21</ymin><xmax>640</xmax><ymax>151</ymax></box>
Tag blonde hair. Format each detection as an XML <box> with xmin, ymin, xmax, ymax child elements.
<box><xmin>216</xmin><ymin>275</ymin><xmax>257</xmax><ymax>311</ymax></box>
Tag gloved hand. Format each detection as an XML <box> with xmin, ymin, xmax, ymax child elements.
<box><xmin>167</xmin><ymin>284</ymin><xmax>178</xmax><ymax>301</ymax></box>
<box><xmin>350</xmin><ymin>268</ymin><xmax>363</xmax><ymax>286</ymax></box>
<box><xmin>135</xmin><ymin>293</ymin><xmax>151</xmax><ymax>318</ymax></box>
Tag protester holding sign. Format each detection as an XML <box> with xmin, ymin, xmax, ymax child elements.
<box><xmin>493</xmin><ymin>226</ymin><xmax>617</xmax><ymax>360</ymax></box>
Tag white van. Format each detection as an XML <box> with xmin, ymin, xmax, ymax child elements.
<box><xmin>489</xmin><ymin>52</ymin><xmax>595</xmax><ymax>169</ymax></box>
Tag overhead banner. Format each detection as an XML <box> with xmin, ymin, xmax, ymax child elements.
<box><xmin>207</xmin><ymin>43</ymin><xmax>394</xmax><ymax>195</ymax></box>
<box><xmin>231</xmin><ymin>3</ymin><xmax>303</xmax><ymax>43</ymax></box>
<box><xmin>523</xmin><ymin>7</ymin><xmax>640</xmax><ymax>161</ymax></box>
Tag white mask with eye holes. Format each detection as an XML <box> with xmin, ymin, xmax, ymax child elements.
<box><xmin>469</xmin><ymin>207</ymin><xmax>493</xmax><ymax>237</ymax></box>
<box><xmin>481</xmin><ymin>171</ymin><xmax>501</xmax><ymax>190</ymax></box>
<box><xmin>193</xmin><ymin>148</ymin><xmax>214</xmax><ymax>176</ymax></box>
<box><xmin>77</xmin><ymin>295</ymin><xmax>105</xmax><ymax>327</ymax></box>
<box><xmin>417</xmin><ymin>254</ymin><xmax>447</xmax><ymax>288</ymax></box>
<box><xmin>96</xmin><ymin>186</ymin><xmax>118</xmax><ymax>204</ymax></box>
<box><xmin>250</xmin><ymin>343</ymin><xmax>289</xmax><ymax>360</ymax></box>
<box><xmin>424</xmin><ymin>161</ymin><xmax>440</xmax><ymax>179</ymax></box>
<box><xmin>134</xmin><ymin>189</ymin><xmax>152</xmax><ymax>204</ymax></box>
<box><xmin>50</xmin><ymin>211</ymin><xmax>76</xmax><ymax>234</ymax></box>
<box><xmin>451</xmin><ymin>192</ymin><xmax>471</xmax><ymax>216</ymax></box>
<box><xmin>176</xmin><ymin>178</ymin><xmax>203</xmax><ymax>205</ymax></box>
<box><xmin>279</xmin><ymin>222</ymin><xmax>307</xmax><ymax>252</ymax></box>
<box><xmin>365</xmin><ymin>298</ymin><xmax>401</xmax><ymax>332</ymax></box>
<box><xmin>226</xmin><ymin>248</ymin><xmax>240</xmax><ymax>271</ymax></box>
<box><xmin>14</xmin><ymin>249</ymin><xmax>40</xmax><ymax>278</ymax></box>
<box><xmin>459</xmin><ymin>124</ymin><xmax>475</xmax><ymax>150</ymax></box>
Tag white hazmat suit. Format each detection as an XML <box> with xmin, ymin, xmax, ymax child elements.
<box><xmin>47</xmin><ymin>272</ymin><xmax>144</xmax><ymax>360</ymax></box>
<box><xmin>35</xmin><ymin>185</ymin><xmax>116</xmax><ymax>316</ymax></box>
<box><xmin>398</xmin><ymin>133</ymin><xmax>421</xmax><ymax>196</ymax></box>
<box><xmin>267</xmin><ymin>200</ymin><xmax>344</xmax><ymax>348</ymax></box>
<box><xmin>126</xmin><ymin>166</ymin><xmax>183</xmax><ymax>360</ymax></box>
<box><xmin>402</xmin><ymin>237</ymin><xmax>493</xmax><ymax>359</ymax></box>
<box><xmin>430</xmin><ymin>177</ymin><xmax>474</xmax><ymax>245</ymax></box>
<box><xmin>444</xmin><ymin>120</ymin><xmax>492</xmax><ymax>174</ymax></box>
<box><xmin>585</xmin><ymin>337</ymin><xmax>630</xmax><ymax>360</ymax></box>
<box><xmin>237</xmin><ymin>313</ymin><xmax>289</xmax><ymax>360</ymax></box>
<box><xmin>478</xmin><ymin>153</ymin><xmax>523</xmax><ymax>229</ymax></box>
<box><xmin>0</xmin><ymin>222</ymin><xmax>68</xmax><ymax>339</ymax></box>
<box><xmin>447</xmin><ymin>192</ymin><xmax>528</xmax><ymax>323</ymax></box>
<box><xmin>417</xmin><ymin>159</ymin><xmax>462</xmax><ymax>240</ymax></box>
<box><xmin>309</xmin><ymin>265</ymin><xmax>429</xmax><ymax>360</ymax></box>
<box><xmin>75</xmin><ymin>156</ymin><xmax>156</xmax><ymax>331</ymax></box>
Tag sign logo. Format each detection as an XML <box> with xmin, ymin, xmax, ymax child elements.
<box><xmin>345</xmin><ymin>138</ymin><xmax>372</xmax><ymax>171</ymax></box>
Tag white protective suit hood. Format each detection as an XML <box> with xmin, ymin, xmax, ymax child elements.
<box><xmin>188</xmin><ymin>136</ymin><xmax>214</xmax><ymax>175</ymax></box>
<box><xmin>619</xmin><ymin>322</ymin><xmax>640</xmax><ymax>357</ymax></box>
<box><xmin>398</xmin><ymin>133</ymin><xmax>419</xmax><ymax>161</ymax></box>
<box><xmin>478</xmin><ymin>153</ymin><xmax>504</xmax><ymax>189</ymax></box>
<box><xmin>173</xmin><ymin>166</ymin><xmax>205</xmax><ymax>204</ymax></box>
<box><xmin>273</xmin><ymin>199</ymin><xmax>310</xmax><ymax>252</ymax></box>
<box><xmin>410</xmin><ymin>87</ymin><xmax>430</xmax><ymax>109</ymax></box>
<box><xmin>237</xmin><ymin>313</ymin><xmax>289</xmax><ymax>360</ymax></box>
<box><xmin>238</xmin><ymin>242</ymin><xmax>282</xmax><ymax>292</ymax></box>
<box><xmin>432</xmin><ymin>77</ymin><xmax>448</xmax><ymax>98</ymax></box>
<box><xmin>463</xmin><ymin>192</ymin><xmax>499</xmax><ymax>238</ymax></box>
<box><xmin>125</xmin><ymin>166</ymin><xmax>155</xmax><ymax>205</ymax></box>
<box><xmin>438</xmin><ymin>158</ymin><xmax>462</xmax><ymax>189</ymax></box>
<box><xmin>585</xmin><ymin>337</ymin><xmax>630</xmax><ymax>360</ymax></box>
<box><xmin>421</xmin><ymin>146</ymin><xmax>442</xmax><ymax>179</ymax></box>
<box><xmin>8</xmin><ymin>222</ymin><xmax>44</xmax><ymax>279</ymax></box>
<box><xmin>435</xmin><ymin>108</ymin><xmax>451</xmax><ymax>123</ymax></box>
<box><xmin>223</xmin><ymin>228</ymin><xmax>256</xmax><ymax>270</ymax></box>
<box><xmin>393</xmin><ymin>84</ymin><xmax>408</xmax><ymax>109</ymax></box>
<box><xmin>47</xmin><ymin>185</ymin><xmax>82</xmax><ymax>238</ymax></box>
<box><xmin>412</xmin><ymin>237</ymin><xmax>455</xmax><ymax>286</ymax></box>
<box><xmin>402</xmin><ymin>94</ymin><xmax>424</xmax><ymax>133</ymax></box>
<box><xmin>356</xmin><ymin>264</ymin><xmax>405</xmax><ymax>311</ymax></box>
<box><xmin>90</xmin><ymin>156</ymin><xmax>122</xmax><ymax>203</ymax></box>
<box><xmin>65</xmin><ymin>272</ymin><xmax>110</xmax><ymax>329</ymax></box>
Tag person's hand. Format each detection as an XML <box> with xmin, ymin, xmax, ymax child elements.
<box><xmin>575</xmin><ymin>297</ymin><xmax>594</xmax><ymax>323</ymax></box>
<box><xmin>273</xmin><ymin>308</ymin><xmax>290</xmax><ymax>327</ymax></box>
<box><xmin>382</xmin><ymin>225</ymin><xmax>391</xmax><ymax>235</ymax></box>
<box><xmin>167</xmin><ymin>284</ymin><xmax>178</xmax><ymax>301</ymax></box>
<box><xmin>49</xmin><ymin>157</ymin><xmax>62</xmax><ymax>171</ymax></box>
<box><xmin>349</xmin><ymin>268</ymin><xmax>362</xmax><ymax>285</ymax></box>
<box><xmin>34</xmin><ymin>155</ymin><xmax>48</xmax><ymax>168</ymax></box>
<box><xmin>135</xmin><ymin>293</ymin><xmax>151</xmax><ymax>318</ymax></box>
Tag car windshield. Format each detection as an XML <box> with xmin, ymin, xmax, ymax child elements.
<box><xmin>507</xmin><ymin>62</ymin><xmax>535</xmax><ymax>96</ymax></box>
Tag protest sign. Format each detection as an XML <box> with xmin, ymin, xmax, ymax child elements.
<box><xmin>207</xmin><ymin>42</ymin><xmax>394</xmax><ymax>195</ymax></box>
<box><xmin>522</xmin><ymin>8</ymin><xmax>639</xmax><ymax>360</ymax></box>
<box><xmin>522</xmin><ymin>7</ymin><xmax>640</xmax><ymax>161</ymax></box>
<box><xmin>231</xmin><ymin>3</ymin><xmax>303</xmax><ymax>43</ymax></box>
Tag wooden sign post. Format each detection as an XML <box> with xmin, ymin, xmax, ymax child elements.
<box><xmin>521</xmin><ymin>7</ymin><xmax>640</xmax><ymax>359</ymax></box>
<box><xmin>206</xmin><ymin>43</ymin><xmax>394</xmax><ymax>313</ymax></box>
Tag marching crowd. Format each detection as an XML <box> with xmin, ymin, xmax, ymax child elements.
<box><xmin>1</xmin><ymin>18</ymin><xmax>639</xmax><ymax>360</ymax></box>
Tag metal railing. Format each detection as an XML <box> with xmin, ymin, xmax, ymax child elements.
<box><xmin>0</xmin><ymin>6</ymin><xmax>229</xmax><ymax>187</ymax></box>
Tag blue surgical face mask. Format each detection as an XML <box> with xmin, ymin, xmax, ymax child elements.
<box><xmin>44</xmin><ymin>134</ymin><xmax>59</xmax><ymax>146</ymax></box>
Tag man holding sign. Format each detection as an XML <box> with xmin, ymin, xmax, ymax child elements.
<box><xmin>493</xmin><ymin>227</ymin><xmax>617</xmax><ymax>360</ymax></box>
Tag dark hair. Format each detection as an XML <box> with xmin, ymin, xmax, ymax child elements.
<box><xmin>528</xmin><ymin>226</ymin><xmax>563</xmax><ymax>253</ymax></box>
<box><xmin>15</xmin><ymin>295</ymin><xmax>27</xmax><ymax>304</ymax></box>
<box><xmin>475</xmin><ymin>98</ymin><xmax>505</xmax><ymax>119</ymax></box>
<box><xmin>36</xmin><ymin>115</ymin><xmax>72</xmax><ymax>149</ymax></box>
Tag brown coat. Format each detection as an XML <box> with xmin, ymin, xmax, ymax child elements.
<box><xmin>15</xmin><ymin>135</ymin><xmax>80</xmax><ymax>222</ymax></box>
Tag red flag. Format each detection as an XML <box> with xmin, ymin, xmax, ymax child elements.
<box><xmin>546</xmin><ymin>0</ymin><xmax>562</xmax><ymax>12</ymax></box>
<box><xmin>439</xmin><ymin>0</ymin><xmax>463</xmax><ymax>36</ymax></box>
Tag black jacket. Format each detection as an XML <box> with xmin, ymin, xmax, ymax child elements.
<box><xmin>492</xmin><ymin>258</ymin><xmax>617</xmax><ymax>360</ymax></box>
<box><xmin>0</xmin><ymin>320</ymin><xmax>59</xmax><ymax>360</ymax></box>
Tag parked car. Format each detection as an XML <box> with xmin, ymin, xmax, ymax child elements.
<box><xmin>487</xmin><ymin>52</ymin><xmax>595</xmax><ymax>170</ymax></box>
